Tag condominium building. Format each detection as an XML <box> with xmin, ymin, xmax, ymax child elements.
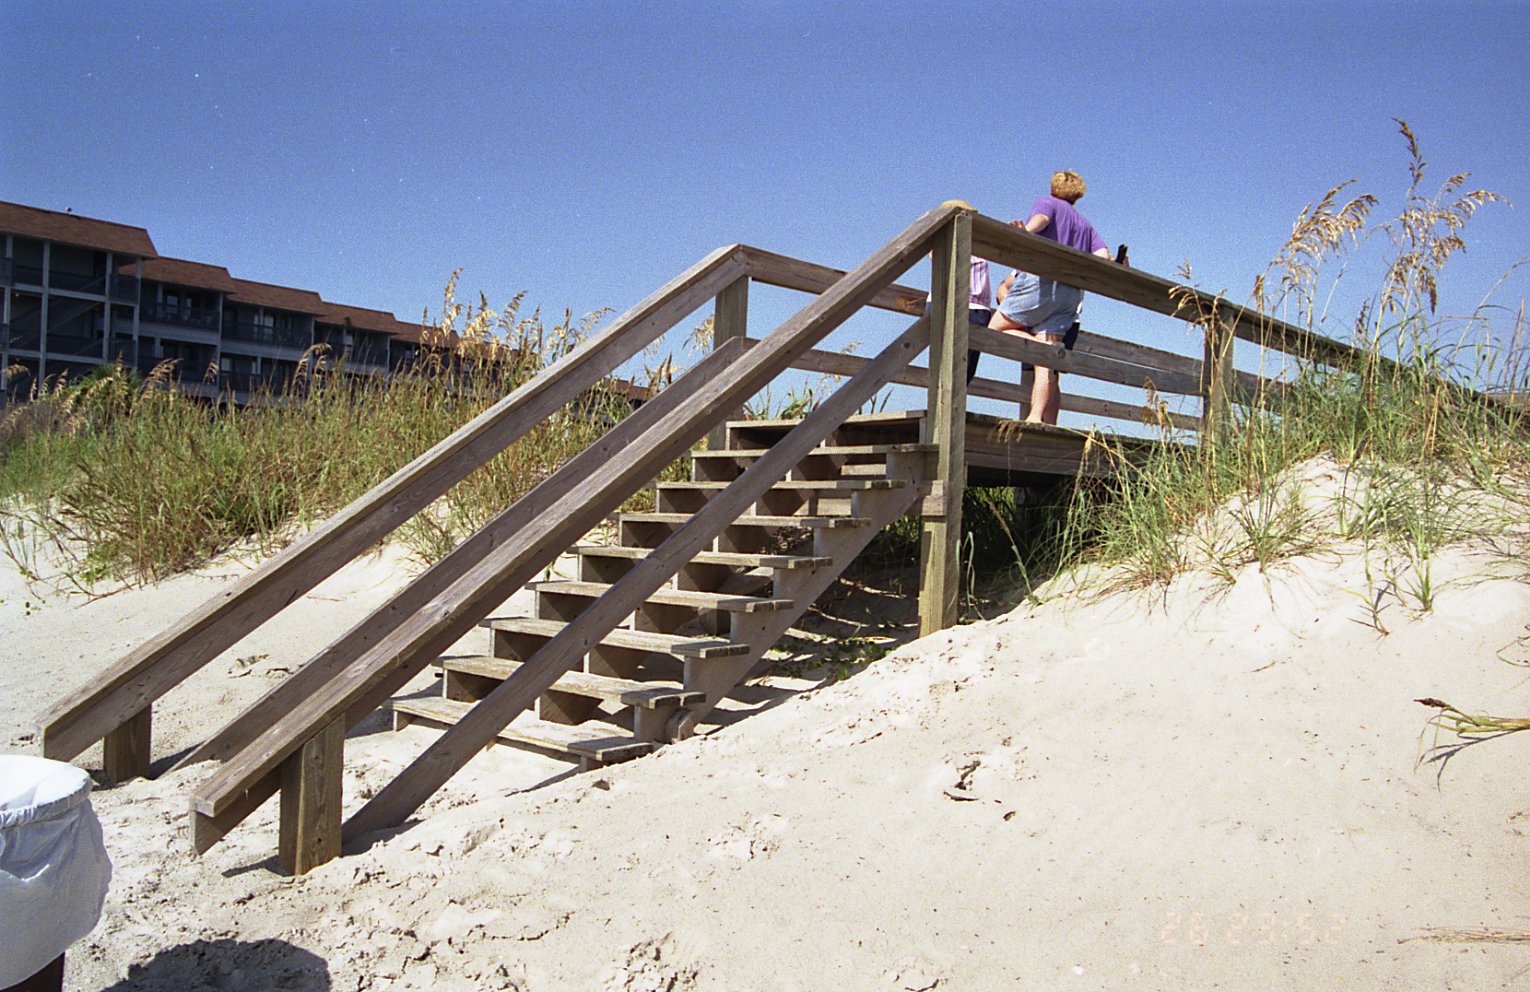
<box><xmin>1</xmin><ymin>200</ymin><xmax>426</xmax><ymax>404</ymax></box>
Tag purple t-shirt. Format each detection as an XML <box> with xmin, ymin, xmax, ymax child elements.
<box><xmin>1030</xmin><ymin>195</ymin><xmax>1107</xmax><ymax>255</ymax></box>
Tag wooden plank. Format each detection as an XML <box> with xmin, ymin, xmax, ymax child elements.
<box><xmin>968</xmin><ymin>326</ymin><xmax>1203</xmax><ymax>396</ymax></box>
<box><xmin>920</xmin><ymin>213</ymin><xmax>971</xmax><ymax>636</ymax></box>
<box><xmin>573</xmin><ymin>545</ymin><xmax>832</xmax><ymax>569</ymax></box>
<box><xmin>393</xmin><ymin>699</ymin><xmax>656</xmax><ymax>762</ymax></box>
<box><xmin>339</xmin><ymin>301</ymin><xmax>937</xmax><ymax>841</ymax></box>
<box><xmin>659</xmin><ymin>479</ymin><xmax>905</xmax><ymax>491</ymax></box>
<box><xmin>484</xmin><ymin>617</ymin><xmax>748</xmax><ymax>659</ymax></box>
<box><xmin>620</xmin><ymin>512</ymin><xmax>869</xmax><ymax>529</ymax></box>
<box><xmin>101</xmin><ymin>706</ymin><xmax>150</xmax><ymax>785</ymax></box>
<box><xmin>41</xmin><ymin>243</ymin><xmax>751</xmax><ymax>768</ymax></box>
<box><xmin>1072</xmin><ymin>332</ymin><xmax>1205</xmax><ymax>380</ymax></box>
<box><xmin>277</xmin><ymin>716</ymin><xmax>343</xmax><ymax>876</ymax></box>
<box><xmin>439</xmin><ymin>655</ymin><xmax>704</xmax><ymax>708</ymax></box>
<box><xmin>174</xmin><ymin>336</ymin><xmax>751</xmax><ymax>774</ymax></box>
<box><xmin>534</xmin><ymin>579</ymin><xmax>792</xmax><ymax>613</ymax></box>
<box><xmin>739</xmin><ymin>245</ymin><xmax>927</xmax><ymax>316</ymax></box>
<box><xmin>690</xmin><ymin>443</ymin><xmax>936</xmax><ymax>459</ymax></box>
<box><xmin>706</xmin><ymin>276</ymin><xmax>749</xmax><ymax>450</ymax></box>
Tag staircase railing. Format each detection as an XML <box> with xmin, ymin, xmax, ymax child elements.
<box><xmin>39</xmin><ymin>244</ymin><xmax>751</xmax><ymax>781</ymax></box>
<box><xmin>186</xmin><ymin>203</ymin><xmax>967</xmax><ymax>869</ymax></box>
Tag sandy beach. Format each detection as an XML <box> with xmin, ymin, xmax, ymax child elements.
<box><xmin>3</xmin><ymin>522</ymin><xmax>1529</xmax><ymax>991</ymax></box>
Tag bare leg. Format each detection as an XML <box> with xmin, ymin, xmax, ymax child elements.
<box><xmin>988</xmin><ymin>312</ymin><xmax>1059</xmax><ymax>423</ymax></box>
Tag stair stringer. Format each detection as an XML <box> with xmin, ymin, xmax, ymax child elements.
<box><xmin>670</xmin><ymin>451</ymin><xmax>928</xmax><ymax>738</ymax></box>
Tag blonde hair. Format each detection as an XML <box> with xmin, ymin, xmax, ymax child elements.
<box><xmin>1050</xmin><ymin>170</ymin><xmax>1086</xmax><ymax>203</ymax></box>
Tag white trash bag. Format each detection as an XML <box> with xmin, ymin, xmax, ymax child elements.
<box><xmin>0</xmin><ymin>755</ymin><xmax>112</xmax><ymax>986</ymax></box>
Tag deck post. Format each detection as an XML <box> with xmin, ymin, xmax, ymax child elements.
<box><xmin>918</xmin><ymin>211</ymin><xmax>971</xmax><ymax>636</ymax></box>
<box><xmin>277</xmin><ymin>716</ymin><xmax>344</xmax><ymax>875</ymax></box>
<box><xmin>706</xmin><ymin>276</ymin><xmax>749</xmax><ymax>451</ymax></box>
<box><xmin>1201</xmin><ymin>304</ymin><xmax>1237</xmax><ymax>438</ymax></box>
<box><xmin>102</xmin><ymin>706</ymin><xmax>151</xmax><ymax>784</ymax></box>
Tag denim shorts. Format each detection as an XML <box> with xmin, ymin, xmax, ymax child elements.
<box><xmin>996</xmin><ymin>272</ymin><xmax>1082</xmax><ymax>338</ymax></box>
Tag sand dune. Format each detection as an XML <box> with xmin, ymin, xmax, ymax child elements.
<box><xmin>4</xmin><ymin>530</ymin><xmax>1528</xmax><ymax>990</ymax></box>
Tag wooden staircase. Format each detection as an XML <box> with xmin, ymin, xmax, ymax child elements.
<box><xmin>392</xmin><ymin>431</ymin><xmax>933</xmax><ymax>769</ymax></box>
<box><xmin>36</xmin><ymin>201</ymin><xmax>1384</xmax><ymax>876</ymax></box>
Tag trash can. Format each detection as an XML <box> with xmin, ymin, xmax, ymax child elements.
<box><xmin>0</xmin><ymin>756</ymin><xmax>112</xmax><ymax>991</ymax></box>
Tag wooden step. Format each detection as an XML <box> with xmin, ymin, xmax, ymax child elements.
<box><xmin>533</xmin><ymin>579</ymin><xmax>792</xmax><ymax>613</ymax></box>
<box><xmin>391</xmin><ymin>697</ymin><xmax>655</xmax><ymax>762</ymax></box>
<box><xmin>437</xmin><ymin>655</ymin><xmax>703</xmax><ymax>709</ymax></box>
<box><xmin>483</xmin><ymin>616</ymin><xmax>748</xmax><ymax>659</ymax></box>
<box><xmin>573</xmin><ymin>545</ymin><xmax>832</xmax><ymax>570</ymax></box>
<box><xmin>657</xmin><ymin>479</ymin><xmax>907</xmax><ymax>492</ymax></box>
<box><xmin>691</xmin><ymin>442</ymin><xmax>936</xmax><ymax>460</ymax></box>
<box><xmin>620</xmin><ymin>512</ymin><xmax>869</xmax><ymax>529</ymax></box>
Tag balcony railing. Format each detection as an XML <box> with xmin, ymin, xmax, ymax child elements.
<box><xmin>46</xmin><ymin>333</ymin><xmax>105</xmax><ymax>358</ymax></box>
<box><xmin>142</xmin><ymin>301</ymin><xmax>220</xmax><ymax>330</ymax></box>
<box><xmin>0</xmin><ymin>259</ymin><xmax>10</xmax><ymax>285</ymax></box>
<box><xmin>11</xmin><ymin>263</ymin><xmax>44</xmax><ymax>287</ymax></box>
<box><xmin>48</xmin><ymin>270</ymin><xmax>108</xmax><ymax>295</ymax></box>
<box><xmin>6</xmin><ymin>319</ymin><xmax>42</xmax><ymax>352</ymax></box>
<box><xmin>223</xmin><ymin>320</ymin><xmax>311</xmax><ymax>351</ymax></box>
<box><xmin>110</xmin><ymin>275</ymin><xmax>140</xmax><ymax>302</ymax></box>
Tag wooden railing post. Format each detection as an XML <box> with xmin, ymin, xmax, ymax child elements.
<box><xmin>277</xmin><ymin>716</ymin><xmax>344</xmax><ymax>875</ymax></box>
<box><xmin>102</xmin><ymin>706</ymin><xmax>151</xmax><ymax>784</ymax></box>
<box><xmin>918</xmin><ymin>209</ymin><xmax>972</xmax><ymax>636</ymax></box>
<box><xmin>1201</xmin><ymin>304</ymin><xmax>1237</xmax><ymax>439</ymax></box>
<box><xmin>706</xmin><ymin>275</ymin><xmax>749</xmax><ymax>451</ymax></box>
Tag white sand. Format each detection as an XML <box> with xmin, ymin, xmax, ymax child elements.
<box><xmin>3</xmin><ymin>525</ymin><xmax>1529</xmax><ymax>990</ymax></box>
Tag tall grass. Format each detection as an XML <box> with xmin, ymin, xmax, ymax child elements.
<box><xmin>0</xmin><ymin>284</ymin><xmax>641</xmax><ymax>584</ymax></box>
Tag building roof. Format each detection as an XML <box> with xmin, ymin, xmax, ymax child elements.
<box><xmin>317</xmin><ymin>302</ymin><xmax>402</xmax><ymax>335</ymax></box>
<box><xmin>130</xmin><ymin>256</ymin><xmax>239</xmax><ymax>293</ymax></box>
<box><xmin>0</xmin><ymin>201</ymin><xmax>157</xmax><ymax>258</ymax></box>
<box><xmin>228</xmin><ymin>278</ymin><xmax>325</xmax><ymax>314</ymax></box>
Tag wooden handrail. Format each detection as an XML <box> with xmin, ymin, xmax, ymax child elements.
<box><xmin>190</xmin><ymin>203</ymin><xmax>965</xmax><ymax>849</ymax></box>
<box><xmin>738</xmin><ymin>245</ymin><xmax>927</xmax><ymax>316</ymax></box>
<box><xmin>38</xmin><ymin>243</ymin><xmax>750</xmax><ymax>774</ymax></box>
<box><xmin>968</xmin><ymin>215</ymin><xmax>1385</xmax><ymax>371</ymax></box>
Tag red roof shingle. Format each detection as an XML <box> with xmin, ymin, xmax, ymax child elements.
<box><xmin>228</xmin><ymin>278</ymin><xmax>325</xmax><ymax>314</ymax></box>
<box><xmin>130</xmin><ymin>257</ymin><xmax>239</xmax><ymax>293</ymax></box>
<box><xmin>317</xmin><ymin>302</ymin><xmax>401</xmax><ymax>335</ymax></box>
<box><xmin>0</xmin><ymin>201</ymin><xmax>157</xmax><ymax>257</ymax></box>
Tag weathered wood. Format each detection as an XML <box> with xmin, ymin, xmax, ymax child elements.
<box><xmin>276</xmin><ymin>716</ymin><xmax>343</xmax><ymax>875</ymax></box>
<box><xmin>339</xmin><ymin>311</ymin><xmax>934</xmax><ymax>841</ymax></box>
<box><xmin>41</xmin><ymin>243</ymin><xmax>750</xmax><ymax>770</ymax></box>
<box><xmin>484</xmin><ymin>617</ymin><xmax>747</xmax><ymax>659</ymax></box>
<box><xmin>102</xmin><ymin>707</ymin><xmax>151</xmax><ymax>785</ymax></box>
<box><xmin>739</xmin><ymin>245</ymin><xmax>927</xmax><ymax>316</ymax></box>
<box><xmin>392</xmin><ymin>699</ymin><xmax>657</xmax><ymax>763</ymax></box>
<box><xmin>439</xmin><ymin>656</ymin><xmax>705</xmax><ymax>708</ymax></box>
<box><xmin>1202</xmin><ymin>307</ymin><xmax>1238</xmax><ymax>438</ymax></box>
<box><xmin>919</xmin><ymin>214</ymin><xmax>971</xmax><ymax>636</ymax></box>
<box><xmin>189</xmin><ymin>340</ymin><xmax>759</xmax><ymax>832</ymax></box>
<box><xmin>175</xmin><ymin>336</ymin><xmax>750</xmax><ymax>774</ymax></box>
<box><xmin>706</xmin><ymin>276</ymin><xmax>749</xmax><ymax>450</ymax></box>
<box><xmin>967</xmin><ymin>326</ymin><xmax>1203</xmax><ymax>396</ymax></box>
<box><xmin>533</xmin><ymin>580</ymin><xmax>792</xmax><ymax>613</ymax></box>
<box><xmin>1071</xmin><ymin>332</ymin><xmax>1205</xmax><ymax>380</ymax></box>
<box><xmin>194</xmin><ymin>205</ymin><xmax>960</xmax><ymax>848</ymax></box>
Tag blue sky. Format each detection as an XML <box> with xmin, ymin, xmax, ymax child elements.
<box><xmin>3</xmin><ymin>0</ymin><xmax>1527</xmax><ymax>416</ymax></box>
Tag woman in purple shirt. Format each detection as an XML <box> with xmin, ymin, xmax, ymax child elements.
<box><xmin>989</xmin><ymin>170</ymin><xmax>1111</xmax><ymax>424</ymax></box>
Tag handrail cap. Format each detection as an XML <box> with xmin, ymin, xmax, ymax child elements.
<box><xmin>940</xmin><ymin>200</ymin><xmax>977</xmax><ymax>212</ymax></box>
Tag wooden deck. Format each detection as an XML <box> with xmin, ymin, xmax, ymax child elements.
<box><xmin>727</xmin><ymin>410</ymin><xmax>1159</xmax><ymax>488</ymax></box>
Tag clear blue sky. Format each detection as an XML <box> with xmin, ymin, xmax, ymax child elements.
<box><xmin>3</xmin><ymin>0</ymin><xmax>1527</xmax><ymax>413</ymax></box>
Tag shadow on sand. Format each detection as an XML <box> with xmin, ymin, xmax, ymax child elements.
<box><xmin>95</xmin><ymin>938</ymin><xmax>329</xmax><ymax>992</ymax></box>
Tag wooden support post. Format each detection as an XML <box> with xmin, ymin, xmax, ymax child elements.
<box><xmin>277</xmin><ymin>716</ymin><xmax>344</xmax><ymax>875</ymax></box>
<box><xmin>1201</xmin><ymin>305</ymin><xmax>1237</xmax><ymax>439</ymax></box>
<box><xmin>918</xmin><ymin>212</ymin><xmax>971</xmax><ymax>637</ymax></box>
<box><xmin>706</xmin><ymin>276</ymin><xmax>749</xmax><ymax>451</ymax></box>
<box><xmin>102</xmin><ymin>706</ymin><xmax>151</xmax><ymax>785</ymax></box>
